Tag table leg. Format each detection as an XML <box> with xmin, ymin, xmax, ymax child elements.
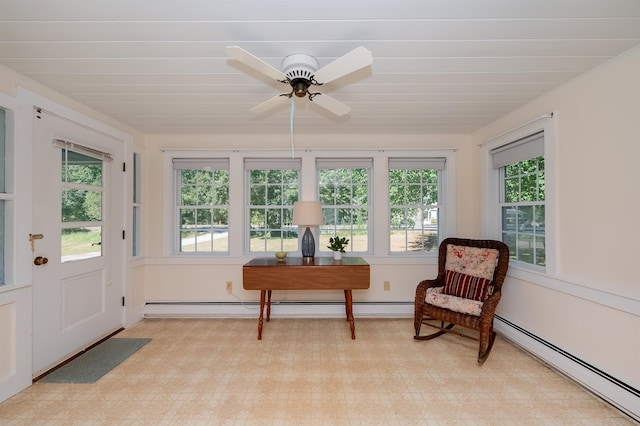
<box><xmin>344</xmin><ymin>289</ymin><xmax>356</xmax><ymax>339</ymax></box>
<box><xmin>266</xmin><ymin>290</ymin><xmax>272</xmax><ymax>322</ymax></box>
<box><xmin>258</xmin><ymin>290</ymin><xmax>265</xmax><ymax>340</ymax></box>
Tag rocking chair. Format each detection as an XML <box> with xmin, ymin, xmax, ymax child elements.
<box><xmin>414</xmin><ymin>238</ymin><xmax>509</xmax><ymax>364</ymax></box>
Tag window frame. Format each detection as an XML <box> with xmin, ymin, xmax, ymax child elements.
<box><xmin>132</xmin><ymin>151</ymin><xmax>142</xmax><ymax>257</ymax></box>
<box><xmin>482</xmin><ymin>115</ymin><xmax>556</xmax><ymax>275</ymax></box>
<box><xmin>388</xmin><ymin>157</ymin><xmax>446</xmax><ymax>255</ymax></box>
<box><xmin>163</xmin><ymin>149</ymin><xmax>456</xmax><ymax>262</ymax></box>
<box><xmin>173</xmin><ymin>157</ymin><xmax>230</xmax><ymax>255</ymax></box>
<box><xmin>316</xmin><ymin>157</ymin><xmax>373</xmax><ymax>255</ymax></box>
<box><xmin>0</xmin><ymin>98</ymin><xmax>16</xmax><ymax>287</ymax></box>
<box><xmin>244</xmin><ymin>157</ymin><xmax>301</xmax><ymax>254</ymax></box>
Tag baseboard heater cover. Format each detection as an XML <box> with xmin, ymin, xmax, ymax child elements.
<box><xmin>495</xmin><ymin>315</ymin><xmax>639</xmax><ymax>422</ymax></box>
<box><xmin>143</xmin><ymin>301</ymin><xmax>414</xmax><ymax>319</ymax></box>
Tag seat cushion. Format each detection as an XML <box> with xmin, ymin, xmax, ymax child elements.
<box><xmin>425</xmin><ymin>287</ymin><xmax>483</xmax><ymax>316</ymax></box>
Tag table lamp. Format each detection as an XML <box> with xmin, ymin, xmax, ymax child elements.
<box><xmin>292</xmin><ymin>201</ymin><xmax>323</xmax><ymax>259</ymax></box>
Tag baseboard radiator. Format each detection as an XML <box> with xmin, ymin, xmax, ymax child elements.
<box><xmin>494</xmin><ymin>315</ymin><xmax>639</xmax><ymax>422</ymax></box>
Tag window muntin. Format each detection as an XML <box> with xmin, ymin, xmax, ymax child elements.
<box><xmin>492</xmin><ymin>132</ymin><xmax>546</xmax><ymax>268</ymax></box>
<box><xmin>388</xmin><ymin>158</ymin><xmax>444</xmax><ymax>253</ymax></box>
<box><xmin>317</xmin><ymin>159</ymin><xmax>372</xmax><ymax>253</ymax></box>
<box><xmin>246</xmin><ymin>159</ymin><xmax>300</xmax><ymax>253</ymax></box>
<box><xmin>175</xmin><ymin>159</ymin><xmax>229</xmax><ymax>254</ymax></box>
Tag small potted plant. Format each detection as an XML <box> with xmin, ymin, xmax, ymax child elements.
<box><xmin>327</xmin><ymin>236</ymin><xmax>349</xmax><ymax>260</ymax></box>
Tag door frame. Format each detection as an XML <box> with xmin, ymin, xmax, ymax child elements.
<box><xmin>18</xmin><ymin>88</ymin><xmax>133</xmax><ymax>375</ymax></box>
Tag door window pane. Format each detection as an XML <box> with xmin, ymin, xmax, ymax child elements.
<box><xmin>61</xmin><ymin>226</ymin><xmax>102</xmax><ymax>262</ymax></box>
<box><xmin>61</xmin><ymin>148</ymin><xmax>104</xmax><ymax>263</ymax></box>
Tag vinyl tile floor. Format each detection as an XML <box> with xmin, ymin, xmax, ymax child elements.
<box><xmin>0</xmin><ymin>318</ymin><xmax>636</xmax><ymax>425</ymax></box>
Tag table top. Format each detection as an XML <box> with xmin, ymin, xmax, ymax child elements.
<box><xmin>244</xmin><ymin>256</ymin><xmax>368</xmax><ymax>267</ymax></box>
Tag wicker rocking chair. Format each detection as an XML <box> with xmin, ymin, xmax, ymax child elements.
<box><xmin>414</xmin><ymin>238</ymin><xmax>509</xmax><ymax>364</ymax></box>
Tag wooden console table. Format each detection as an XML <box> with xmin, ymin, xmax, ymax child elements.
<box><xmin>242</xmin><ymin>257</ymin><xmax>370</xmax><ymax>340</ymax></box>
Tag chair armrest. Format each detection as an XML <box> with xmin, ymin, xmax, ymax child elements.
<box><xmin>479</xmin><ymin>289</ymin><xmax>502</xmax><ymax>318</ymax></box>
<box><xmin>415</xmin><ymin>278</ymin><xmax>443</xmax><ymax>306</ymax></box>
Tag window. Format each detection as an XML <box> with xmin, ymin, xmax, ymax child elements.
<box><xmin>388</xmin><ymin>158</ymin><xmax>445</xmax><ymax>253</ymax></box>
<box><xmin>245</xmin><ymin>158</ymin><xmax>300</xmax><ymax>253</ymax></box>
<box><xmin>174</xmin><ymin>158</ymin><xmax>229</xmax><ymax>253</ymax></box>
<box><xmin>491</xmin><ymin>131</ymin><xmax>545</xmax><ymax>267</ymax></box>
<box><xmin>58</xmin><ymin>145</ymin><xmax>107</xmax><ymax>262</ymax></box>
<box><xmin>0</xmin><ymin>108</ymin><xmax>5</xmax><ymax>283</ymax></box>
<box><xmin>132</xmin><ymin>152</ymin><xmax>141</xmax><ymax>257</ymax></box>
<box><xmin>317</xmin><ymin>158</ymin><xmax>372</xmax><ymax>253</ymax></box>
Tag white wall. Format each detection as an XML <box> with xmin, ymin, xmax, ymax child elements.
<box><xmin>473</xmin><ymin>47</ymin><xmax>640</xmax><ymax>402</ymax></box>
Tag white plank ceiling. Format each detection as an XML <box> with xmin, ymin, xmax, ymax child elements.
<box><xmin>1</xmin><ymin>0</ymin><xmax>639</xmax><ymax>134</ymax></box>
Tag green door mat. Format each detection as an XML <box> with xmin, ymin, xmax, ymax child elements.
<box><xmin>40</xmin><ymin>338</ymin><xmax>151</xmax><ymax>383</ymax></box>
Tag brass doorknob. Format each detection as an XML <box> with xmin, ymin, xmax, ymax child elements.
<box><xmin>33</xmin><ymin>256</ymin><xmax>48</xmax><ymax>265</ymax></box>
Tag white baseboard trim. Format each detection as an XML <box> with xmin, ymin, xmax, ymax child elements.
<box><xmin>495</xmin><ymin>315</ymin><xmax>639</xmax><ymax>422</ymax></box>
<box><xmin>143</xmin><ymin>301</ymin><xmax>414</xmax><ymax>319</ymax></box>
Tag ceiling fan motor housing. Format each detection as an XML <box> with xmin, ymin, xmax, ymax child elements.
<box><xmin>282</xmin><ymin>54</ymin><xmax>319</xmax><ymax>97</ymax></box>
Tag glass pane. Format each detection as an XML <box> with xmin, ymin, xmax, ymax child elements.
<box><xmin>504</xmin><ymin>177</ymin><xmax>519</xmax><ymax>203</ymax></box>
<box><xmin>423</xmin><ymin>184</ymin><xmax>438</xmax><ymax>204</ymax></box>
<box><xmin>181</xmin><ymin>184</ymin><xmax>196</xmax><ymax>205</ymax></box>
<box><xmin>196</xmin><ymin>185</ymin><xmax>213</xmax><ymax>205</ymax></box>
<box><xmin>0</xmin><ymin>108</ymin><xmax>5</xmax><ymax>193</ymax></box>
<box><xmin>132</xmin><ymin>206</ymin><xmax>140</xmax><ymax>257</ymax></box>
<box><xmin>0</xmin><ymin>109</ymin><xmax>4</xmax><ymax>283</ymax></box>
<box><xmin>250</xmin><ymin>170</ymin><xmax>265</xmax><ymax>184</ymax></box>
<box><xmin>266</xmin><ymin>184</ymin><xmax>283</xmax><ymax>205</ymax></box>
<box><xmin>62</xmin><ymin>189</ymin><xmax>102</xmax><ymax>222</ymax></box>
<box><xmin>405</xmin><ymin>184</ymin><xmax>421</xmax><ymax>204</ymax></box>
<box><xmin>250</xmin><ymin>185</ymin><xmax>266</xmax><ymax>205</ymax></box>
<box><xmin>62</xmin><ymin>150</ymin><xmax>102</xmax><ymax>186</ymax></box>
<box><xmin>250</xmin><ymin>208</ymin><xmax>265</xmax><ymax>228</ymax></box>
<box><xmin>61</xmin><ymin>226</ymin><xmax>102</xmax><ymax>262</ymax></box>
<box><xmin>0</xmin><ymin>201</ymin><xmax>4</xmax><ymax>283</ymax></box>
<box><xmin>406</xmin><ymin>170</ymin><xmax>421</xmax><ymax>184</ymax></box>
<box><xmin>133</xmin><ymin>152</ymin><xmax>141</xmax><ymax>203</ymax></box>
<box><xmin>520</xmin><ymin>174</ymin><xmax>537</xmax><ymax>201</ymax></box>
<box><xmin>388</xmin><ymin>169</ymin><xmax>403</xmax><ymax>184</ymax></box>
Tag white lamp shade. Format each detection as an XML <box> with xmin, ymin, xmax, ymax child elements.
<box><xmin>292</xmin><ymin>201</ymin><xmax>323</xmax><ymax>226</ymax></box>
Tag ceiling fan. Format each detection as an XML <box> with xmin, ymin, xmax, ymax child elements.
<box><xmin>226</xmin><ymin>46</ymin><xmax>373</xmax><ymax>116</ymax></box>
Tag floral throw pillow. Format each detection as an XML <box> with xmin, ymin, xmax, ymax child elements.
<box><xmin>445</xmin><ymin>244</ymin><xmax>499</xmax><ymax>280</ymax></box>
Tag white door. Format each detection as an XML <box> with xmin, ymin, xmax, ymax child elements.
<box><xmin>32</xmin><ymin>110</ymin><xmax>124</xmax><ymax>375</ymax></box>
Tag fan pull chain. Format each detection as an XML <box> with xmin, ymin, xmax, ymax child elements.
<box><xmin>290</xmin><ymin>98</ymin><xmax>295</xmax><ymax>158</ymax></box>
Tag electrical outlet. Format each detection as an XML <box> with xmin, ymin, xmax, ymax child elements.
<box><xmin>383</xmin><ymin>280</ymin><xmax>390</xmax><ymax>291</ymax></box>
<box><xmin>226</xmin><ymin>281</ymin><xmax>233</xmax><ymax>293</ymax></box>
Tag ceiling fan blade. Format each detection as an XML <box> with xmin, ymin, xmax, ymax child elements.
<box><xmin>226</xmin><ymin>46</ymin><xmax>286</xmax><ymax>81</ymax></box>
<box><xmin>313</xmin><ymin>47</ymin><xmax>373</xmax><ymax>84</ymax></box>
<box><xmin>310</xmin><ymin>93</ymin><xmax>351</xmax><ymax>116</ymax></box>
<box><xmin>250</xmin><ymin>94</ymin><xmax>290</xmax><ymax>114</ymax></box>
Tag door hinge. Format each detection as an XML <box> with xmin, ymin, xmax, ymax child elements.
<box><xmin>122</xmin><ymin>230</ymin><xmax>126</xmax><ymax>239</ymax></box>
<box><xmin>122</xmin><ymin>297</ymin><xmax>125</xmax><ymax>307</ymax></box>
<box><xmin>122</xmin><ymin>162</ymin><xmax>126</xmax><ymax>172</ymax></box>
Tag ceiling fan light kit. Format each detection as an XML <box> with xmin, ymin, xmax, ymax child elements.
<box><xmin>226</xmin><ymin>46</ymin><xmax>373</xmax><ymax>116</ymax></box>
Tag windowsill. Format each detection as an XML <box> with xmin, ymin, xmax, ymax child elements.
<box><xmin>143</xmin><ymin>254</ymin><xmax>438</xmax><ymax>266</ymax></box>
